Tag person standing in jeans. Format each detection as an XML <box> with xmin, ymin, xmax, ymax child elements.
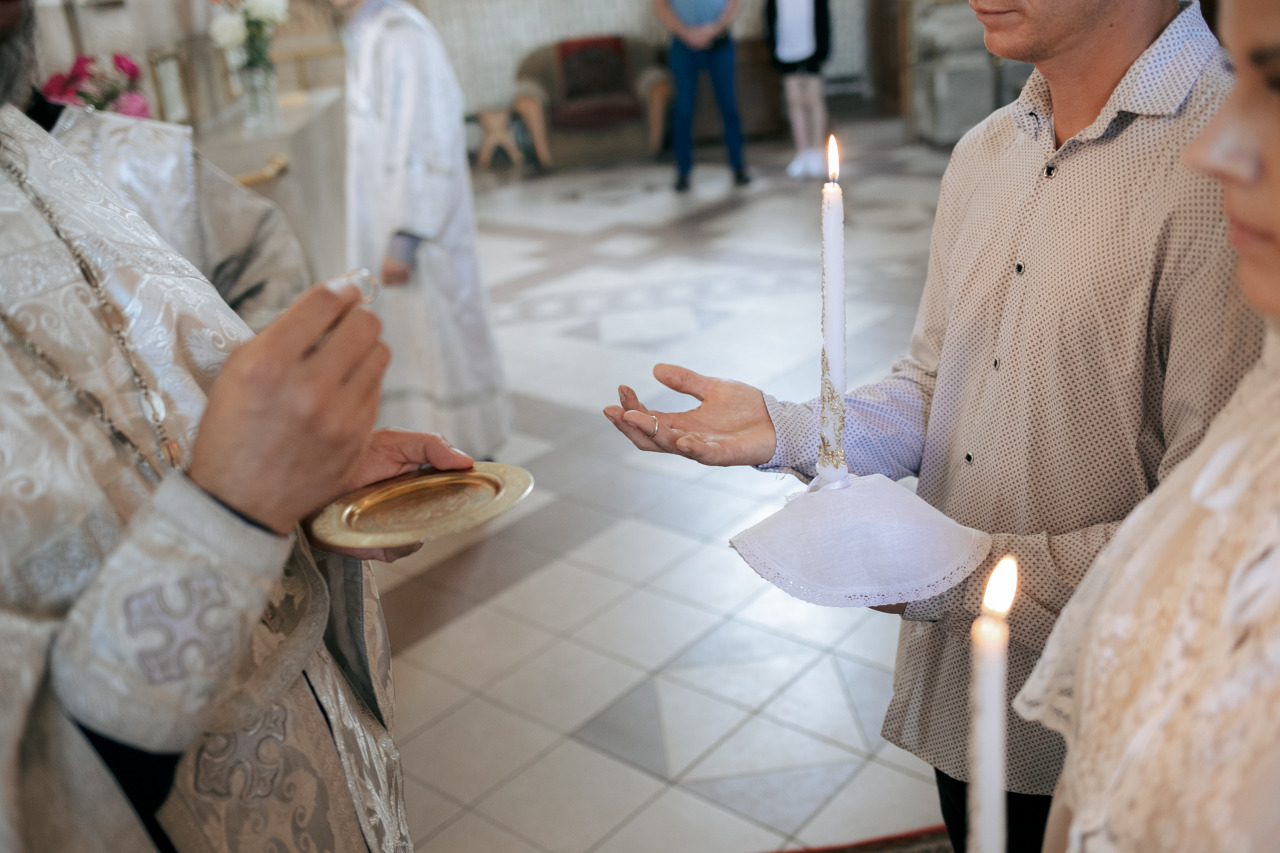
<box><xmin>653</xmin><ymin>0</ymin><xmax>749</xmax><ymax>192</ymax></box>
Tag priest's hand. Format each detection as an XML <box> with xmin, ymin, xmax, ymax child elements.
<box><xmin>338</xmin><ymin>428</ymin><xmax>473</xmax><ymax>494</ymax></box>
<box><xmin>381</xmin><ymin>257</ymin><xmax>412</xmax><ymax>286</ymax></box>
<box><xmin>190</xmin><ymin>283</ymin><xmax>391</xmax><ymax>534</ymax></box>
<box><xmin>316</xmin><ymin>428</ymin><xmax>474</xmax><ymax>562</ymax></box>
<box><xmin>603</xmin><ymin>363</ymin><xmax>777</xmax><ymax>467</ymax></box>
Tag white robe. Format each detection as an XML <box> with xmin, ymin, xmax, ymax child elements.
<box><xmin>50</xmin><ymin>107</ymin><xmax>311</xmax><ymax>333</ymax></box>
<box><xmin>343</xmin><ymin>0</ymin><xmax>509</xmax><ymax>458</ymax></box>
<box><xmin>0</xmin><ymin>105</ymin><xmax>410</xmax><ymax>853</ymax></box>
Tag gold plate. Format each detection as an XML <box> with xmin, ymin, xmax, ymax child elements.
<box><xmin>307</xmin><ymin>462</ymin><xmax>534</xmax><ymax>550</ymax></box>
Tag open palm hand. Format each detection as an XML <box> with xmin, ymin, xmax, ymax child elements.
<box><xmin>603</xmin><ymin>363</ymin><xmax>777</xmax><ymax>467</ymax></box>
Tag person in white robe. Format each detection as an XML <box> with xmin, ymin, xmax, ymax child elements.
<box><xmin>1015</xmin><ymin>0</ymin><xmax>1280</xmax><ymax>849</ymax></box>
<box><xmin>0</xmin><ymin>6</ymin><xmax>474</xmax><ymax>850</ymax></box>
<box><xmin>24</xmin><ymin>89</ymin><xmax>310</xmax><ymax>332</ymax></box>
<box><xmin>338</xmin><ymin>0</ymin><xmax>509</xmax><ymax>459</ymax></box>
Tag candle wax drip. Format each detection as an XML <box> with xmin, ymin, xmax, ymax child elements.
<box><xmin>818</xmin><ymin>349</ymin><xmax>846</xmax><ymax>472</ymax></box>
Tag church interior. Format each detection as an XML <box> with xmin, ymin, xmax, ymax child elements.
<box><xmin>10</xmin><ymin>0</ymin><xmax>1267</xmax><ymax>851</ymax></box>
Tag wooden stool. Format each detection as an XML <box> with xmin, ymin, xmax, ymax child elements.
<box><xmin>475</xmin><ymin>107</ymin><xmax>523</xmax><ymax>169</ymax></box>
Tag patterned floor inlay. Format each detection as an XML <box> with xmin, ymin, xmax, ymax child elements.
<box><xmin>685</xmin><ymin>761</ymin><xmax>864</xmax><ymax>836</ymax></box>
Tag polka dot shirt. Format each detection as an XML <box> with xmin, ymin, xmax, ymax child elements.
<box><xmin>761</xmin><ymin>2</ymin><xmax>1264</xmax><ymax>795</ymax></box>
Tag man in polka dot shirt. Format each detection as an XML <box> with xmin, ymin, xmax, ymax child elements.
<box><xmin>605</xmin><ymin>1</ymin><xmax>1264</xmax><ymax>850</ymax></box>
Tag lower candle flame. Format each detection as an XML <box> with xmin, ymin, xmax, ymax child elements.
<box><xmin>982</xmin><ymin>556</ymin><xmax>1018</xmax><ymax>618</ymax></box>
<box><xmin>828</xmin><ymin>135</ymin><xmax>839</xmax><ymax>183</ymax></box>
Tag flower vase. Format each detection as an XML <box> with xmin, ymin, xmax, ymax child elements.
<box><xmin>239</xmin><ymin>65</ymin><xmax>282</xmax><ymax>134</ymax></box>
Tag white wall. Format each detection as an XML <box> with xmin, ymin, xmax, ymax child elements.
<box><xmin>415</xmin><ymin>0</ymin><xmax>867</xmax><ymax>112</ymax></box>
<box><xmin>32</xmin><ymin>0</ymin><xmax>867</xmax><ymax>118</ymax></box>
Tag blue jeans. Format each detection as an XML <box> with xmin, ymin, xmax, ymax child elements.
<box><xmin>669</xmin><ymin>36</ymin><xmax>745</xmax><ymax>176</ymax></box>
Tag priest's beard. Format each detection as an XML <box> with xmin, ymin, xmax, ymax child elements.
<box><xmin>0</xmin><ymin>0</ymin><xmax>34</xmax><ymax>107</ymax></box>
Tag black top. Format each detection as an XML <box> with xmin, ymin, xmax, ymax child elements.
<box><xmin>763</xmin><ymin>0</ymin><xmax>832</xmax><ymax>69</ymax></box>
<box><xmin>25</xmin><ymin>87</ymin><xmax>66</xmax><ymax>132</ymax></box>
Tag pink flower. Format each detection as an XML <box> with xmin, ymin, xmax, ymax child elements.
<box><xmin>112</xmin><ymin>53</ymin><xmax>141</xmax><ymax>83</ymax></box>
<box><xmin>69</xmin><ymin>55</ymin><xmax>95</xmax><ymax>84</ymax></box>
<box><xmin>114</xmin><ymin>91</ymin><xmax>150</xmax><ymax>118</ymax></box>
<box><xmin>41</xmin><ymin>73</ymin><xmax>80</xmax><ymax>105</ymax></box>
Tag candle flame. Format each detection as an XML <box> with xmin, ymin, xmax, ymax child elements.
<box><xmin>982</xmin><ymin>556</ymin><xmax>1018</xmax><ymax>618</ymax></box>
<box><xmin>828</xmin><ymin>135</ymin><xmax>839</xmax><ymax>183</ymax></box>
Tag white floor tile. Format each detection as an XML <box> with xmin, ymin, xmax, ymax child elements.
<box><xmin>494</xmin><ymin>431</ymin><xmax>555</xmax><ymax>466</ymax></box>
<box><xmin>795</xmin><ymin>761</ymin><xmax>944</xmax><ymax>847</ymax></box>
<box><xmin>666</xmin><ymin>653</ymin><xmax>819</xmax><ymax>710</ymax></box>
<box><xmin>474</xmin><ymin>231</ymin><xmax>547</xmax><ymax>289</ymax></box>
<box><xmin>476</xmin><ymin>740</ymin><xmax>664</xmax><ymax>853</ymax></box>
<box><xmin>565</xmin><ymin>519</ymin><xmax>703</xmax><ymax>584</ymax></box>
<box><xmin>371</xmin><ymin>560</ymin><xmax>412</xmax><ymax>594</ymax></box>
<box><xmin>736</xmin><ymin>587</ymin><xmax>870</xmax><ymax>648</ymax></box>
<box><xmin>484</xmin><ymin>638</ymin><xmax>647</xmax><ymax>732</ymax></box>
<box><xmin>399</xmin><ymin>695</ymin><xmax>559</xmax><ymax>803</ymax></box>
<box><xmin>572</xmin><ymin>588</ymin><xmax>722</xmax><ymax>669</ymax></box>
<box><xmin>874</xmin><ymin>741</ymin><xmax>938</xmax><ymax>783</ymax></box>
<box><xmin>591</xmin><ymin>233</ymin><xmax>660</xmax><ymax>259</ymax></box>
<box><xmin>403</xmin><ymin>776</ymin><xmax>463</xmax><ymax>844</ymax></box>
<box><xmin>759</xmin><ymin>657</ymin><xmax>869</xmax><ymax>753</ymax></box>
<box><xmin>708</xmin><ymin>500</ymin><xmax>793</xmax><ymax>547</ymax></box>
<box><xmin>648</xmin><ymin>544</ymin><xmax>773</xmax><ymax>616</ymax></box>
<box><xmin>835</xmin><ymin>609</ymin><xmax>904</xmax><ymax>670</ymax></box>
<box><xmin>488</xmin><ymin>559</ymin><xmax>633</xmax><ymax>633</ymax></box>
<box><xmin>698</xmin><ymin>465</ymin><xmax>803</xmax><ymax>500</ymax></box>
<box><xmin>391</xmin><ymin>658</ymin><xmax>472</xmax><ymax>739</ymax></box>
<box><xmin>685</xmin><ymin>715</ymin><xmax>857</xmax><ymax>782</ymax></box>
<box><xmin>654</xmin><ymin>677</ymin><xmax>753</xmax><ymax>778</ymax></box>
<box><xmin>599</xmin><ymin>308</ymin><xmax>701</xmax><ymax>346</ymax></box>
<box><xmin>594</xmin><ymin>786</ymin><xmax>785</xmax><ymax>853</ymax></box>
<box><xmin>389</xmin><ymin>488</ymin><xmax>558</xmax><ymax>581</ymax></box>
<box><xmin>620</xmin><ymin>449</ymin><xmax>708</xmax><ymax>481</ymax></box>
<box><xmin>400</xmin><ymin>605</ymin><xmax>557</xmax><ymax>690</ymax></box>
<box><xmin>416</xmin><ymin>812</ymin><xmax>543</xmax><ymax>853</ymax></box>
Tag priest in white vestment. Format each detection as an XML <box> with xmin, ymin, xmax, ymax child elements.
<box><xmin>339</xmin><ymin>0</ymin><xmax>509</xmax><ymax>459</ymax></box>
<box><xmin>0</xmin><ymin>6</ymin><xmax>473</xmax><ymax>850</ymax></box>
<box><xmin>24</xmin><ymin>89</ymin><xmax>310</xmax><ymax>332</ymax></box>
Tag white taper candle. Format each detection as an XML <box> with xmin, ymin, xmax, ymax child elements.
<box><xmin>969</xmin><ymin>556</ymin><xmax>1018</xmax><ymax>853</ymax></box>
<box><xmin>816</xmin><ymin>135</ymin><xmax>847</xmax><ymax>487</ymax></box>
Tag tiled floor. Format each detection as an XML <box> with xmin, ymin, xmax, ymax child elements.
<box><xmin>376</xmin><ymin>116</ymin><xmax>951</xmax><ymax>851</ymax></box>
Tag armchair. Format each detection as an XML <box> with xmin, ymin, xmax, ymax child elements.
<box><xmin>514</xmin><ymin>35</ymin><xmax>673</xmax><ymax>168</ymax></box>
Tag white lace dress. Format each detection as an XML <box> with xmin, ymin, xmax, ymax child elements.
<box><xmin>1014</xmin><ymin>320</ymin><xmax>1280</xmax><ymax>852</ymax></box>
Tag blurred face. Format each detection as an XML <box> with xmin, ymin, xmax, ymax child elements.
<box><xmin>1184</xmin><ymin>0</ymin><xmax>1280</xmax><ymax>319</ymax></box>
<box><xmin>969</xmin><ymin>0</ymin><xmax>1118</xmax><ymax>62</ymax></box>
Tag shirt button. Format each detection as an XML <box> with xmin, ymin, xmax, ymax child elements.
<box><xmin>1015</xmin><ymin>262</ymin><xmax>1025</xmax><ymax>275</ymax></box>
<box><xmin>964</xmin><ymin>452</ymin><xmax>973</xmax><ymax>464</ymax></box>
<box><xmin>1044</xmin><ymin>164</ymin><xmax>1057</xmax><ymax>178</ymax></box>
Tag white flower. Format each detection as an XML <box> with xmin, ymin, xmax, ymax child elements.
<box><xmin>209</xmin><ymin>11</ymin><xmax>248</xmax><ymax>49</ymax></box>
<box><xmin>242</xmin><ymin>0</ymin><xmax>288</xmax><ymax>24</ymax></box>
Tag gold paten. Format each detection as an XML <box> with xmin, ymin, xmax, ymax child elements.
<box><xmin>307</xmin><ymin>462</ymin><xmax>533</xmax><ymax>550</ymax></box>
